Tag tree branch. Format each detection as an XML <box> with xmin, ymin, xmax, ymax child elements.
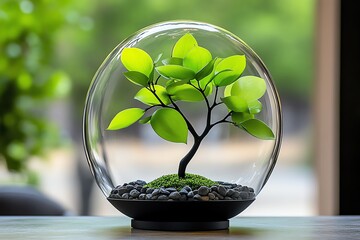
<box><xmin>212</xmin><ymin>86</ymin><xmax>219</xmax><ymax>108</ymax></box>
<box><xmin>169</xmin><ymin>97</ymin><xmax>199</xmax><ymax>138</ymax></box>
<box><xmin>210</xmin><ymin>111</ymin><xmax>233</xmax><ymax>128</ymax></box>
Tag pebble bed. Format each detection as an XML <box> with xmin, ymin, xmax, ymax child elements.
<box><xmin>109</xmin><ymin>180</ymin><xmax>255</xmax><ymax>201</ymax></box>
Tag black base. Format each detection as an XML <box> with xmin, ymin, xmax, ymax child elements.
<box><xmin>131</xmin><ymin>219</ymin><xmax>229</xmax><ymax>231</ymax></box>
<box><xmin>108</xmin><ymin>199</ymin><xmax>254</xmax><ymax>222</ymax></box>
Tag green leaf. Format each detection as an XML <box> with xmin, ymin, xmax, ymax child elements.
<box><xmin>162</xmin><ymin>57</ymin><xmax>183</xmax><ymax>65</ymax></box>
<box><xmin>150</xmin><ymin>108</ymin><xmax>188</xmax><ymax>143</ymax></box>
<box><xmin>195</xmin><ymin>58</ymin><xmax>216</xmax><ymax>81</ymax></box>
<box><xmin>221</xmin><ymin>96</ymin><xmax>248</xmax><ymax>112</ymax></box>
<box><xmin>165</xmin><ymin>79</ymin><xmax>176</xmax><ymax>87</ymax></box>
<box><xmin>183</xmin><ymin>46</ymin><xmax>212</xmax><ymax>73</ymax></box>
<box><xmin>224</xmin><ymin>83</ymin><xmax>232</xmax><ymax>97</ymax></box>
<box><xmin>156</xmin><ymin>65</ymin><xmax>195</xmax><ymax>81</ymax></box>
<box><xmin>167</xmin><ymin>83</ymin><xmax>204</xmax><ymax>102</ymax></box>
<box><xmin>248</xmin><ymin>100</ymin><xmax>262</xmax><ymax>114</ymax></box>
<box><xmin>240</xmin><ymin>119</ymin><xmax>275</xmax><ymax>140</ymax></box>
<box><xmin>232</xmin><ymin>112</ymin><xmax>254</xmax><ymax>124</ymax></box>
<box><xmin>107</xmin><ymin>108</ymin><xmax>145</xmax><ymax>130</ymax></box>
<box><xmin>139</xmin><ymin>116</ymin><xmax>151</xmax><ymax>124</ymax></box>
<box><xmin>213</xmin><ymin>55</ymin><xmax>246</xmax><ymax>86</ymax></box>
<box><xmin>166</xmin><ymin>80</ymin><xmax>187</xmax><ymax>92</ymax></box>
<box><xmin>231</xmin><ymin>76</ymin><xmax>266</xmax><ymax>101</ymax></box>
<box><xmin>121</xmin><ymin>48</ymin><xmax>153</xmax><ymax>77</ymax></box>
<box><xmin>148</xmin><ymin>68</ymin><xmax>154</xmax><ymax>83</ymax></box>
<box><xmin>172</xmin><ymin>33</ymin><xmax>198</xmax><ymax>58</ymax></box>
<box><xmin>123</xmin><ymin>71</ymin><xmax>148</xmax><ymax>87</ymax></box>
<box><xmin>134</xmin><ymin>85</ymin><xmax>170</xmax><ymax>106</ymax></box>
<box><xmin>198</xmin><ymin>58</ymin><xmax>222</xmax><ymax>87</ymax></box>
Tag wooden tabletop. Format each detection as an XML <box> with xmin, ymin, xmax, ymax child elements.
<box><xmin>0</xmin><ymin>216</ymin><xmax>359</xmax><ymax>239</ymax></box>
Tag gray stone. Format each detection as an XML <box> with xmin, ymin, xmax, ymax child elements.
<box><xmin>239</xmin><ymin>191</ymin><xmax>249</xmax><ymax>199</ymax></box>
<box><xmin>249</xmin><ymin>192</ymin><xmax>255</xmax><ymax>199</ymax></box>
<box><xmin>152</xmin><ymin>189</ymin><xmax>160</xmax><ymax>196</ymax></box>
<box><xmin>233</xmin><ymin>187</ymin><xmax>241</xmax><ymax>192</ymax></box>
<box><xmin>117</xmin><ymin>187</ymin><xmax>128</xmax><ymax>195</ymax></box>
<box><xmin>198</xmin><ymin>186</ymin><xmax>210</xmax><ymax>196</ymax></box>
<box><xmin>193</xmin><ymin>194</ymin><xmax>202</xmax><ymax>200</ymax></box>
<box><xmin>240</xmin><ymin>186</ymin><xmax>249</xmax><ymax>192</ymax></box>
<box><xmin>179</xmin><ymin>189</ymin><xmax>188</xmax><ymax>195</ymax></box>
<box><xmin>112</xmin><ymin>181</ymin><xmax>255</xmax><ymax>202</ymax></box>
<box><xmin>165</xmin><ymin>187</ymin><xmax>177</xmax><ymax>192</ymax></box>
<box><xmin>231</xmin><ymin>191</ymin><xmax>240</xmax><ymax>198</ymax></box>
<box><xmin>121</xmin><ymin>193</ymin><xmax>129</xmax><ymax>199</ymax></box>
<box><xmin>126</xmin><ymin>185</ymin><xmax>134</xmax><ymax>191</ymax></box>
<box><xmin>187</xmin><ymin>191</ymin><xmax>194</xmax><ymax>198</ymax></box>
<box><xmin>109</xmin><ymin>194</ymin><xmax>118</xmax><ymax>199</ymax></box>
<box><xmin>111</xmin><ymin>189</ymin><xmax>118</xmax><ymax>195</ymax></box>
<box><xmin>129</xmin><ymin>189</ymin><xmax>140</xmax><ymax>198</ymax></box>
<box><xmin>146</xmin><ymin>188</ymin><xmax>154</xmax><ymax>194</ymax></box>
<box><xmin>159</xmin><ymin>188</ymin><xmax>170</xmax><ymax>195</ymax></box>
<box><xmin>212</xmin><ymin>191</ymin><xmax>224</xmax><ymax>200</ymax></box>
<box><xmin>217</xmin><ymin>186</ymin><xmax>227</xmax><ymax>196</ymax></box>
<box><xmin>157</xmin><ymin>195</ymin><xmax>169</xmax><ymax>200</ymax></box>
<box><xmin>135</xmin><ymin>180</ymin><xmax>146</xmax><ymax>185</ymax></box>
<box><xmin>169</xmin><ymin>191</ymin><xmax>181</xmax><ymax>200</ymax></box>
<box><xmin>226</xmin><ymin>189</ymin><xmax>235</xmax><ymax>197</ymax></box>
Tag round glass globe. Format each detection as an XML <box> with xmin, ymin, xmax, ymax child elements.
<box><xmin>83</xmin><ymin>21</ymin><xmax>282</xmax><ymax>224</ymax></box>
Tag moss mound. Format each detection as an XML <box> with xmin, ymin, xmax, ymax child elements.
<box><xmin>145</xmin><ymin>173</ymin><xmax>217</xmax><ymax>190</ymax></box>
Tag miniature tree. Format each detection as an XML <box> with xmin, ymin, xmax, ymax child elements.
<box><xmin>107</xmin><ymin>33</ymin><xmax>275</xmax><ymax>178</ymax></box>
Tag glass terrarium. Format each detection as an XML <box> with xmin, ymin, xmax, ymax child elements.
<box><xmin>83</xmin><ymin>21</ymin><xmax>282</xmax><ymax>231</ymax></box>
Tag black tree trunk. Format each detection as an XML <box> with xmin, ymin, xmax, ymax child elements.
<box><xmin>178</xmin><ymin>139</ymin><xmax>202</xmax><ymax>178</ymax></box>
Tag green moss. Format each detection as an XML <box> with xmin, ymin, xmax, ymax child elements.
<box><xmin>145</xmin><ymin>173</ymin><xmax>217</xmax><ymax>190</ymax></box>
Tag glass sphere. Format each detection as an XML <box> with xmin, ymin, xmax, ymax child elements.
<box><xmin>83</xmin><ymin>21</ymin><xmax>282</xmax><ymax>222</ymax></box>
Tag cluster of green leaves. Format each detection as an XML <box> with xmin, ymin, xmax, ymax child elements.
<box><xmin>107</xmin><ymin>33</ymin><xmax>274</xmax><ymax>143</ymax></box>
<box><xmin>0</xmin><ymin>0</ymin><xmax>72</xmax><ymax>180</ymax></box>
<box><xmin>145</xmin><ymin>173</ymin><xmax>217</xmax><ymax>190</ymax></box>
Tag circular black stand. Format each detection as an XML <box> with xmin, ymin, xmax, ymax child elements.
<box><xmin>131</xmin><ymin>219</ymin><xmax>229</xmax><ymax>231</ymax></box>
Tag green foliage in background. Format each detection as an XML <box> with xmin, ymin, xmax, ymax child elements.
<box><xmin>0</xmin><ymin>0</ymin><xmax>71</xmax><ymax>181</ymax></box>
<box><xmin>60</xmin><ymin>0</ymin><xmax>314</xmax><ymax>107</ymax></box>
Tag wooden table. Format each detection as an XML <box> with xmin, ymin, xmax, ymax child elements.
<box><xmin>0</xmin><ymin>216</ymin><xmax>359</xmax><ymax>239</ymax></box>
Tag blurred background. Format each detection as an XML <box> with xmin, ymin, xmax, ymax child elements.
<box><xmin>0</xmin><ymin>0</ymin><xmax>317</xmax><ymax>216</ymax></box>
